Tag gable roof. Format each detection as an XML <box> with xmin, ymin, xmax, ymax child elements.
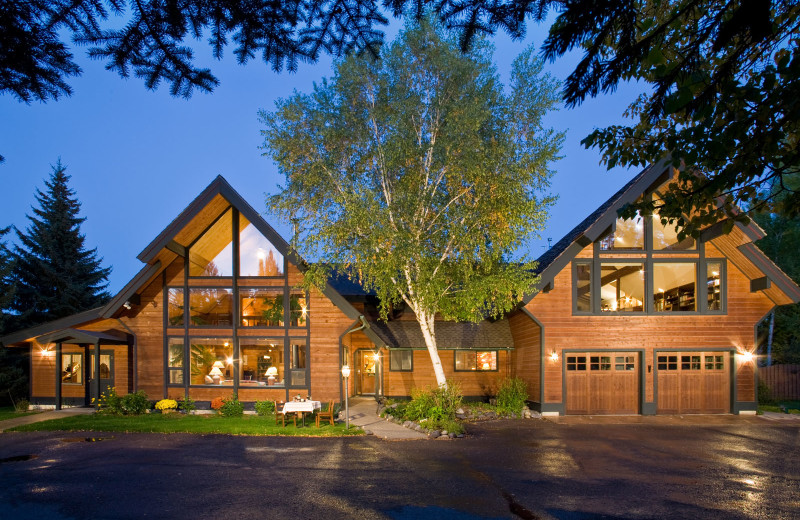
<box><xmin>527</xmin><ymin>161</ymin><xmax>800</xmax><ymax>305</ymax></box>
<box><xmin>2</xmin><ymin>176</ymin><xmax>388</xmax><ymax>348</ymax></box>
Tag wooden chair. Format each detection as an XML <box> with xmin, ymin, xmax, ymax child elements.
<box><xmin>274</xmin><ymin>401</ymin><xmax>296</xmax><ymax>427</ymax></box>
<box><xmin>315</xmin><ymin>400</ymin><xmax>335</xmax><ymax>427</ymax></box>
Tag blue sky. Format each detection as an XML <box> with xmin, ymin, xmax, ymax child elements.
<box><xmin>0</xmin><ymin>17</ymin><xmax>642</xmax><ymax>294</ymax></box>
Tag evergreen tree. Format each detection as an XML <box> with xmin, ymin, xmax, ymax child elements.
<box><xmin>9</xmin><ymin>160</ymin><xmax>111</xmax><ymax>330</ymax></box>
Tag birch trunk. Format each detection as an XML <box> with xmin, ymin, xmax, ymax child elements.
<box><xmin>417</xmin><ymin>312</ymin><xmax>448</xmax><ymax>388</ymax></box>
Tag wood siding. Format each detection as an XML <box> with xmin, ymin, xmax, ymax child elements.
<box><xmin>525</xmin><ymin>244</ymin><xmax>772</xmax><ymax>411</ymax></box>
<box><xmin>508</xmin><ymin>311</ymin><xmax>541</xmax><ymax>404</ymax></box>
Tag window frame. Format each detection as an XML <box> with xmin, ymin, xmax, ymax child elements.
<box><xmin>61</xmin><ymin>352</ymin><xmax>84</xmax><ymax>385</ymax></box>
<box><xmin>453</xmin><ymin>350</ymin><xmax>498</xmax><ymax>372</ymax></box>
<box><xmin>389</xmin><ymin>350</ymin><xmax>414</xmax><ymax>372</ymax></box>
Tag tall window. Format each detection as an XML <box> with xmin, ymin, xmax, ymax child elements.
<box><xmin>168</xmin><ymin>338</ymin><xmax>184</xmax><ymax>384</ymax></box>
<box><xmin>289</xmin><ymin>292</ymin><xmax>308</xmax><ymax>326</ymax></box>
<box><xmin>167</xmin><ymin>288</ymin><xmax>184</xmax><ymax>326</ymax></box>
<box><xmin>239</xmin><ymin>338</ymin><xmax>285</xmax><ymax>387</ymax></box>
<box><xmin>600</xmin><ymin>213</ymin><xmax>644</xmax><ymax>250</ymax></box>
<box><xmin>190</xmin><ymin>338</ymin><xmax>233</xmax><ymax>386</ymax></box>
<box><xmin>61</xmin><ymin>353</ymin><xmax>83</xmax><ymax>384</ymax></box>
<box><xmin>600</xmin><ymin>263</ymin><xmax>645</xmax><ymax>312</ymax></box>
<box><xmin>240</xmin><ymin>288</ymin><xmax>284</xmax><ymax>326</ymax></box>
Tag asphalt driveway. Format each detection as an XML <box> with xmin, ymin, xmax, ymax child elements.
<box><xmin>1</xmin><ymin>417</ymin><xmax>797</xmax><ymax>519</ymax></box>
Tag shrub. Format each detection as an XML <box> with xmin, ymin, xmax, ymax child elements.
<box><xmin>210</xmin><ymin>397</ymin><xmax>225</xmax><ymax>410</ymax></box>
<box><xmin>758</xmin><ymin>380</ymin><xmax>776</xmax><ymax>405</ymax></box>
<box><xmin>120</xmin><ymin>391</ymin><xmax>150</xmax><ymax>415</ymax></box>
<box><xmin>178</xmin><ymin>395</ymin><xmax>196</xmax><ymax>413</ymax></box>
<box><xmin>95</xmin><ymin>387</ymin><xmax>123</xmax><ymax>414</ymax></box>
<box><xmin>219</xmin><ymin>397</ymin><xmax>244</xmax><ymax>417</ymax></box>
<box><xmin>254</xmin><ymin>400</ymin><xmax>275</xmax><ymax>416</ymax></box>
<box><xmin>405</xmin><ymin>381</ymin><xmax>462</xmax><ymax>421</ymax></box>
<box><xmin>14</xmin><ymin>398</ymin><xmax>30</xmax><ymax>412</ymax></box>
<box><xmin>496</xmin><ymin>377</ymin><xmax>528</xmax><ymax>415</ymax></box>
<box><xmin>155</xmin><ymin>399</ymin><xmax>178</xmax><ymax>411</ymax></box>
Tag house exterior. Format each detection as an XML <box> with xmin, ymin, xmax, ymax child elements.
<box><xmin>3</xmin><ymin>165</ymin><xmax>798</xmax><ymax>415</ymax></box>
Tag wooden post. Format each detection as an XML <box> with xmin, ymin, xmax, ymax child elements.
<box><xmin>93</xmin><ymin>340</ymin><xmax>101</xmax><ymax>406</ymax></box>
<box><xmin>55</xmin><ymin>342</ymin><xmax>62</xmax><ymax>410</ymax></box>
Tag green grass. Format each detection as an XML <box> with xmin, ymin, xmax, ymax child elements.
<box><xmin>0</xmin><ymin>406</ymin><xmax>39</xmax><ymax>422</ymax></box>
<box><xmin>8</xmin><ymin>412</ymin><xmax>363</xmax><ymax>436</ymax></box>
<box><xmin>758</xmin><ymin>400</ymin><xmax>800</xmax><ymax>414</ymax></box>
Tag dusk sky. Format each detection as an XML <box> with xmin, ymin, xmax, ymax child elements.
<box><xmin>0</xmin><ymin>16</ymin><xmax>643</xmax><ymax>294</ymax></box>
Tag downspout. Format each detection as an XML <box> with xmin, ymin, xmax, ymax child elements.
<box><xmin>116</xmin><ymin>319</ymin><xmax>138</xmax><ymax>392</ymax></box>
<box><xmin>339</xmin><ymin>316</ymin><xmax>370</xmax><ymax>404</ymax></box>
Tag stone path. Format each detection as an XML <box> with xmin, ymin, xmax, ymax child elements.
<box><xmin>344</xmin><ymin>397</ymin><xmax>427</xmax><ymax>440</ymax></box>
<box><xmin>0</xmin><ymin>407</ymin><xmax>95</xmax><ymax>433</ymax></box>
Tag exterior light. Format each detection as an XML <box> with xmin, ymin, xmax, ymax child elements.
<box><xmin>341</xmin><ymin>364</ymin><xmax>351</xmax><ymax>429</ymax></box>
<box><xmin>550</xmin><ymin>351</ymin><xmax>559</xmax><ymax>362</ymax></box>
<box><xmin>341</xmin><ymin>365</ymin><xmax>351</xmax><ymax>378</ymax></box>
<box><xmin>739</xmin><ymin>350</ymin><xmax>754</xmax><ymax>363</ymax></box>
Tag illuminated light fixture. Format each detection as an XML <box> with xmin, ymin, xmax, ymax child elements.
<box><xmin>341</xmin><ymin>365</ymin><xmax>351</xmax><ymax>429</ymax></box>
<box><xmin>550</xmin><ymin>351</ymin><xmax>559</xmax><ymax>362</ymax></box>
<box><xmin>209</xmin><ymin>366</ymin><xmax>223</xmax><ymax>384</ymax></box>
<box><xmin>263</xmin><ymin>355</ymin><xmax>270</xmax><ymax>360</ymax></box>
<box><xmin>40</xmin><ymin>346</ymin><xmax>53</xmax><ymax>358</ymax></box>
<box><xmin>265</xmin><ymin>367</ymin><xmax>278</xmax><ymax>377</ymax></box>
<box><xmin>712</xmin><ymin>271</ymin><xmax>719</xmax><ymax>276</ymax></box>
<box><xmin>212</xmin><ymin>361</ymin><xmax>225</xmax><ymax>369</ymax></box>
<box><xmin>374</xmin><ymin>352</ymin><xmax>380</xmax><ymax>361</ymax></box>
<box><xmin>226</xmin><ymin>356</ymin><xmax>233</xmax><ymax>365</ymax></box>
<box><xmin>224</xmin><ymin>341</ymin><xmax>229</xmax><ymax>347</ymax></box>
<box><xmin>738</xmin><ymin>350</ymin><xmax>754</xmax><ymax>363</ymax></box>
<box><xmin>301</xmin><ymin>306</ymin><xmax>308</xmax><ymax>318</ymax></box>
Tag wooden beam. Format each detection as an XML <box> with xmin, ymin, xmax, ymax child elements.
<box><xmin>166</xmin><ymin>240</ymin><xmax>187</xmax><ymax>257</ymax></box>
<box><xmin>750</xmin><ymin>277</ymin><xmax>771</xmax><ymax>293</ymax></box>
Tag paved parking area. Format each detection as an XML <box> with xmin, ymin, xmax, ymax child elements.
<box><xmin>1</xmin><ymin>417</ymin><xmax>798</xmax><ymax>519</ymax></box>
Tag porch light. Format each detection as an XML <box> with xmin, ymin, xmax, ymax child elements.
<box><xmin>550</xmin><ymin>351</ymin><xmax>559</xmax><ymax>362</ymax></box>
<box><xmin>341</xmin><ymin>365</ymin><xmax>351</xmax><ymax>430</ymax></box>
<box><xmin>341</xmin><ymin>365</ymin><xmax>351</xmax><ymax>378</ymax></box>
<box><xmin>738</xmin><ymin>350</ymin><xmax>754</xmax><ymax>363</ymax></box>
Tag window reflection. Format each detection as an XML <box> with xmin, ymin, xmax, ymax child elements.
<box><xmin>240</xmin><ymin>289</ymin><xmax>284</xmax><ymax>326</ymax></box>
<box><xmin>239</xmin><ymin>217</ymin><xmax>284</xmax><ymax>276</ymax></box>
<box><xmin>575</xmin><ymin>263</ymin><xmax>591</xmax><ymax>311</ymax></box>
<box><xmin>707</xmin><ymin>262</ymin><xmax>722</xmax><ymax>310</ymax></box>
<box><xmin>289</xmin><ymin>292</ymin><xmax>308</xmax><ymax>326</ymax></box>
<box><xmin>240</xmin><ymin>339</ymin><xmax>284</xmax><ymax>387</ymax></box>
<box><xmin>190</xmin><ymin>338</ymin><xmax>233</xmax><ymax>385</ymax></box>
<box><xmin>600</xmin><ymin>213</ymin><xmax>644</xmax><ymax>250</ymax></box>
<box><xmin>189</xmin><ymin>288</ymin><xmax>233</xmax><ymax>326</ymax></box>
<box><xmin>652</xmin><ymin>213</ymin><xmax>695</xmax><ymax>250</ymax></box>
<box><xmin>455</xmin><ymin>350</ymin><xmax>497</xmax><ymax>371</ymax></box>
<box><xmin>167</xmin><ymin>288</ymin><xmax>184</xmax><ymax>326</ymax></box>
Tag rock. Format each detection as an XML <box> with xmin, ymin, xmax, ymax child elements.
<box><xmin>386</xmin><ymin>414</ymin><xmax>393</xmax><ymax>421</ymax></box>
<box><xmin>437</xmin><ymin>435</ymin><xmax>449</xmax><ymax>440</ymax></box>
<box><xmin>440</xmin><ymin>430</ymin><xmax>447</xmax><ymax>436</ymax></box>
<box><xmin>364</xmin><ymin>430</ymin><xmax>373</xmax><ymax>435</ymax></box>
<box><xmin>523</xmin><ymin>411</ymin><xmax>531</xmax><ymax>419</ymax></box>
<box><xmin>449</xmin><ymin>432</ymin><xmax>456</xmax><ymax>438</ymax></box>
<box><xmin>389</xmin><ymin>403</ymin><xmax>398</xmax><ymax>409</ymax></box>
<box><xmin>456</xmin><ymin>408</ymin><xmax>464</xmax><ymax>415</ymax></box>
<box><xmin>455</xmin><ymin>413</ymin><xmax>467</xmax><ymax>420</ymax></box>
<box><xmin>414</xmin><ymin>425</ymin><xmax>423</xmax><ymax>432</ymax></box>
<box><xmin>430</xmin><ymin>430</ymin><xmax>440</xmax><ymax>438</ymax></box>
<box><xmin>457</xmin><ymin>433</ymin><xmax>464</xmax><ymax>438</ymax></box>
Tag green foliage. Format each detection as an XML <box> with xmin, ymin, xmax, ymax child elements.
<box><xmin>120</xmin><ymin>391</ymin><xmax>150</xmax><ymax>415</ymax></box>
<box><xmin>95</xmin><ymin>388</ymin><xmax>149</xmax><ymax>415</ymax></box>
<box><xmin>262</xmin><ymin>18</ymin><xmax>562</xmax><ymax>386</ymax></box>
<box><xmin>541</xmin><ymin>0</ymin><xmax>800</xmax><ymax>228</ymax></box>
<box><xmin>405</xmin><ymin>381</ymin><xmax>463</xmax><ymax>422</ymax></box>
<box><xmin>496</xmin><ymin>377</ymin><xmax>528</xmax><ymax>414</ymax></box>
<box><xmin>8</xmin><ymin>161</ymin><xmax>111</xmax><ymax>331</ymax></box>
<box><xmin>218</xmin><ymin>398</ymin><xmax>244</xmax><ymax>417</ymax></box>
<box><xmin>2</xmin><ymin>2</ymin><xmax>534</xmax><ymax>103</ymax></box>
<box><xmin>757</xmin><ymin>380</ymin><xmax>775</xmax><ymax>406</ymax></box>
<box><xmin>13</xmin><ymin>398</ymin><xmax>29</xmax><ymax>412</ymax></box>
<box><xmin>177</xmin><ymin>395</ymin><xmax>196</xmax><ymax>413</ymax></box>
<box><xmin>254</xmin><ymin>400</ymin><xmax>276</xmax><ymax>416</ymax></box>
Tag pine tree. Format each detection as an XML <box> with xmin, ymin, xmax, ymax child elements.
<box><xmin>9</xmin><ymin>160</ymin><xmax>111</xmax><ymax>330</ymax></box>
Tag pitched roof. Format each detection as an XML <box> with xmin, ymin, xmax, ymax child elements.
<box><xmin>368</xmin><ymin>319</ymin><xmax>514</xmax><ymax>350</ymax></box>
<box><xmin>527</xmin><ymin>161</ymin><xmax>800</xmax><ymax>305</ymax></box>
<box><xmin>1</xmin><ymin>176</ymin><xmax>388</xmax><ymax>348</ymax></box>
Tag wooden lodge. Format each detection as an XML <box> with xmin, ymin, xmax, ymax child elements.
<box><xmin>3</xmin><ymin>165</ymin><xmax>799</xmax><ymax>415</ymax></box>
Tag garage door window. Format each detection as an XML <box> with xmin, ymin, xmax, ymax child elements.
<box><xmin>657</xmin><ymin>355</ymin><xmax>678</xmax><ymax>370</ymax></box>
<box><xmin>615</xmin><ymin>356</ymin><xmax>635</xmax><ymax>371</ymax></box>
<box><xmin>590</xmin><ymin>356</ymin><xmax>611</xmax><ymax>370</ymax></box>
<box><xmin>705</xmin><ymin>355</ymin><xmax>724</xmax><ymax>370</ymax></box>
<box><xmin>567</xmin><ymin>356</ymin><xmax>586</xmax><ymax>371</ymax></box>
<box><xmin>681</xmin><ymin>355</ymin><xmax>701</xmax><ymax>370</ymax></box>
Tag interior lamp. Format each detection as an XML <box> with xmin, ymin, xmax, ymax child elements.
<box><xmin>265</xmin><ymin>367</ymin><xmax>278</xmax><ymax>377</ymax></box>
<box><xmin>209</xmin><ymin>366</ymin><xmax>223</xmax><ymax>384</ymax></box>
<box><xmin>212</xmin><ymin>361</ymin><xmax>225</xmax><ymax>369</ymax></box>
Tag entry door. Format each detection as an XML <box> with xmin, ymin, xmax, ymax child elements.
<box><xmin>90</xmin><ymin>352</ymin><xmax>115</xmax><ymax>398</ymax></box>
<box><xmin>357</xmin><ymin>351</ymin><xmax>376</xmax><ymax>395</ymax></box>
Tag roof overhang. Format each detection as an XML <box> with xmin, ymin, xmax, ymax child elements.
<box><xmin>36</xmin><ymin>328</ymin><xmax>130</xmax><ymax>345</ymax></box>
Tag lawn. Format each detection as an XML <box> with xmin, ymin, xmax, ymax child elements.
<box><xmin>8</xmin><ymin>412</ymin><xmax>364</xmax><ymax>436</ymax></box>
<box><xmin>0</xmin><ymin>406</ymin><xmax>39</xmax><ymax>422</ymax></box>
<box><xmin>759</xmin><ymin>400</ymin><xmax>800</xmax><ymax>414</ymax></box>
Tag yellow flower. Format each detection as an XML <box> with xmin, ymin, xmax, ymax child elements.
<box><xmin>155</xmin><ymin>399</ymin><xmax>178</xmax><ymax>410</ymax></box>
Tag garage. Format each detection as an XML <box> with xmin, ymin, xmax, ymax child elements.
<box><xmin>565</xmin><ymin>352</ymin><xmax>640</xmax><ymax>414</ymax></box>
<box><xmin>656</xmin><ymin>352</ymin><xmax>730</xmax><ymax>414</ymax></box>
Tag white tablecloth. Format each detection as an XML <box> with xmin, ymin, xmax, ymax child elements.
<box><xmin>282</xmin><ymin>401</ymin><xmax>321</xmax><ymax>414</ymax></box>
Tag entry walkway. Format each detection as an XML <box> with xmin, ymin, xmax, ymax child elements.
<box><xmin>0</xmin><ymin>407</ymin><xmax>95</xmax><ymax>433</ymax></box>
<box><xmin>345</xmin><ymin>397</ymin><xmax>427</xmax><ymax>440</ymax></box>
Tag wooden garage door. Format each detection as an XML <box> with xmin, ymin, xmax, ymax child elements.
<box><xmin>656</xmin><ymin>352</ymin><xmax>730</xmax><ymax>414</ymax></box>
<box><xmin>565</xmin><ymin>353</ymin><xmax>639</xmax><ymax>414</ymax></box>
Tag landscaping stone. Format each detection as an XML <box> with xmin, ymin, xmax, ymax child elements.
<box><xmin>364</xmin><ymin>430</ymin><xmax>373</xmax><ymax>435</ymax></box>
<box><xmin>430</xmin><ymin>430</ymin><xmax>440</xmax><ymax>438</ymax></box>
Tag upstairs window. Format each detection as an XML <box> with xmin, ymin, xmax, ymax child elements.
<box><xmin>239</xmin><ymin>216</ymin><xmax>284</xmax><ymax>276</ymax></box>
<box><xmin>189</xmin><ymin>208</ymin><xmax>233</xmax><ymax>276</ymax></box>
<box><xmin>600</xmin><ymin>213</ymin><xmax>644</xmax><ymax>250</ymax></box>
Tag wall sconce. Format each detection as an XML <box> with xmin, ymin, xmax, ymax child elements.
<box><xmin>737</xmin><ymin>349</ymin><xmax>754</xmax><ymax>363</ymax></box>
<box><xmin>40</xmin><ymin>346</ymin><xmax>53</xmax><ymax>358</ymax></box>
<box><xmin>550</xmin><ymin>351</ymin><xmax>559</xmax><ymax>362</ymax></box>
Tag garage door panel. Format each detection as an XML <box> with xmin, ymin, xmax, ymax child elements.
<box><xmin>657</xmin><ymin>352</ymin><xmax>730</xmax><ymax>414</ymax></box>
<box><xmin>566</xmin><ymin>353</ymin><xmax>639</xmax><ymax>415</ymax></box>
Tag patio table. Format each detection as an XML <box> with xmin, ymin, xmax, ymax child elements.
<box><xmin>282</xmin><ymin>401</ymin><xmax>321</xmax><ymax>426</ymax></box>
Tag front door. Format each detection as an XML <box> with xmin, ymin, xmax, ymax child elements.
<box><xmin>90</xmin><ymin>351</ymin><xmax>114</xmax><ymax>399</ymax></box>
<box><xmin>356</xmin><ymin>350</ymin><xmax>376</xmax><ymax>395</ymax></box>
